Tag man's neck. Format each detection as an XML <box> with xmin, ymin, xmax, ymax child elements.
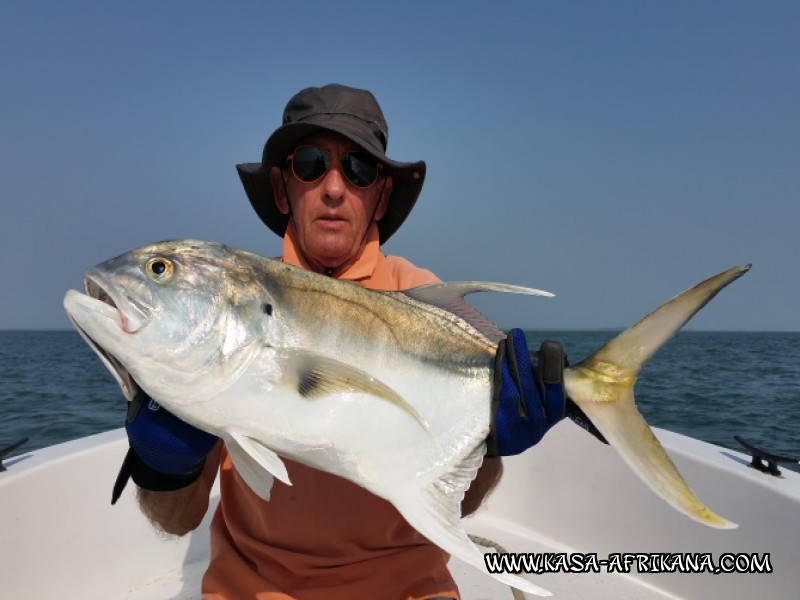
<box><xmin>280</xmin><ymin>222</ymin><xmax>382</xmax><ymax>281</ymax></box>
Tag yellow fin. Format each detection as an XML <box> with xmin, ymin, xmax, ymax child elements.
<box><xmin>564</xmin><ymin>265</ymin><xmax>750</xmax><ymax>529</ymax></box>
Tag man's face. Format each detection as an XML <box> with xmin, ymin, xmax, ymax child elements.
<box><xmin>270</xmin><ymin>133</ymin><xmax>392</xmax><ymax>271</ymax></box>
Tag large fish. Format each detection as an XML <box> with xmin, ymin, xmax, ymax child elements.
<box><xmin>63</xmin><ymin>240</ymin><xmax>747</xmax><ymax>596</ymax></box>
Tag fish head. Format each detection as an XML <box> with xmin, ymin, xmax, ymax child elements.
<box><xmin>63</xmin><ymin>240</ymin><xmax>276</xmax><ymax>405</ymax></box>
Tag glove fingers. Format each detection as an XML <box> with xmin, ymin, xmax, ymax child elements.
<box><xmin>126</xmin><ymin>392</ymin><xmax>217</xmax><ymax>475</ymax></box>
<box><xmin>543</xmin><ymin>381</ymin><xmax>565</xmax><ymax>426</ymax></box>
<box><xmin>538</xmin><ymin>339</ymin><xmax>566</xmax><ymax>425</ymax></box>
<box><xmin>509</xmin><ymin>329</ymin><xmax>545</xmax><ymax>421</ymax></box>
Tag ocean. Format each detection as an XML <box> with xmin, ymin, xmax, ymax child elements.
<box><xmin>1</xmin><ymin>330</ymin><xmax>798</xmax><ymax>473</ymax></box>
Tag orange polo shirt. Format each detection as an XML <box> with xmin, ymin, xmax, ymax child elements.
<box><xmin>201</xmin><ymin>224</ymin><xmax>460</xmax><ymax>600</ymax></box>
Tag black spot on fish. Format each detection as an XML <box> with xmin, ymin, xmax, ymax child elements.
<box><xmin>298</xmin><ymin>369</ymin><xmax>322</xmax><ymax>397</ymax></box>
<box><xmin>262</xmin><ymin>303</ymin><xmax>273</xmax><ymax>316</ymax></box>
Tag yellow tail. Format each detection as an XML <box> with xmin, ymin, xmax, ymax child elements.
<box><xmin>563</xmin><ymin>265</ymin><xmax>750</xmax><ymax>529</ymax></box>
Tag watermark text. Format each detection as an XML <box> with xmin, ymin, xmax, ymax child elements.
<box><xmin>483</xmin><ymin>552</ymin><xmax>773</xmax><ymax>575</ymax></box>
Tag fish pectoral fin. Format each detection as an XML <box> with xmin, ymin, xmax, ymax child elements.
<box><xmin>279</xmin><ymin>349</ymin><xmax>431</xmax><ymax>434</ymax></box>
<box><xmin>391</xmin><ymin>445</ymin><xmax>552</xmax><ymax>597</ymax></box>
<box><xmin>402</xmin><ymin>282</ymin><xmax>554</xmax><ymax>344</ymax></box>
<box><xmin>225</xmin><ymin>431</ymin><xmax>291</xmax><ymax>499</ymax></box>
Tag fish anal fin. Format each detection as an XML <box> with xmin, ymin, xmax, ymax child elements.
<box><xmin>391</xmin><ymin>445</ymin><xmax>553</xmax><ymax>596</ymax></box>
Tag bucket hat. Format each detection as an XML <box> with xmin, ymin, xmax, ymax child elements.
<box><xmin>236</xmin><ymin>84</ymin><xmax>426</xmax><ymax>243</ymax></box>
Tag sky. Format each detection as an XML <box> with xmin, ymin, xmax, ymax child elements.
<box><xmin>1</xmin><ymin>1</ymin><xmax>798</xmax><ymax>331</ymax></box>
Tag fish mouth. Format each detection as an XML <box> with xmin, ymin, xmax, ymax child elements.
<box><xmin>65</xmin><ymin>271</ymin><xmax>153</xmax><ymax>402</ymax></box>
<box><xmin>84</xmin><ymin>269</ymin><xmax>152</xmax><ymax>334</ymax></box>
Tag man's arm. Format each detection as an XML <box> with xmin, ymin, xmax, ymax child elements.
<box><xmin>136</xmin><ymin>442</ymin><xmax>221</xmax><ymax>536</ymax></box>
<box><xmin>115</xmin><ymin>391</ymin><xmax>220</xmax><ymax>534</ymax></box>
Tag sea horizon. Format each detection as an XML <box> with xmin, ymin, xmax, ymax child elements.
<box><xmin>1</xmin><ymin>330</ymin><xmax>798</xmax><ymax>475</ymax></box>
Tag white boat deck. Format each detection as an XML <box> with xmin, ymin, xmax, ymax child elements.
<box><xmin>3</xmin><ymin>424</ymin><xmax>798</xmax><ymax>599</ymax></box>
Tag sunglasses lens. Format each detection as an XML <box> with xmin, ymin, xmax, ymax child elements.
<box><xmin>342</xmin><ymin>152</ymin><xmax>378</xmax><ymax>187</ymax></box>
<box><xmin>289</xmin><ymin>147</ymin><xmax>379</xmax><ymax>187</ymax></box>
<box><xmin>291</xmin><ymin>147</ymin><xmax>329</xmax><ymax>182</ymax></box>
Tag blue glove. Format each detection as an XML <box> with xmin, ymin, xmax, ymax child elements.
<box><xmin>487</xmin><ymin>329</ymin><xmax>567</xmax><ymax>456</ymax></box>
<box><xmin>111</xmin><ymin>391</ymin><xmax>218</xmax><ymax>504</ymax></box>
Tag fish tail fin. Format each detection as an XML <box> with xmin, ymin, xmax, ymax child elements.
<box><xmin>564</xmin><ymin>265</ymin><xmax>750</xmax><ymax>529</ymax></box>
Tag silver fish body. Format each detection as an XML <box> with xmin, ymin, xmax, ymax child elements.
<box><xmin>63</xmin><ymin>240</ymin><xmax>748</xmax><ymax>596</ymax></box>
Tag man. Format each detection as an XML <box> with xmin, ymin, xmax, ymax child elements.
<box><xmin>122</xmin><ymin>84</ymin><xmax>566</xmax><ymax>599</ymax></box>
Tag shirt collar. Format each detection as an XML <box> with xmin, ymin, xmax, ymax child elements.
<box><xmin>281</xmin><ymin>222</ymin><xmax>382</xmax><ymax>281</ymax></box>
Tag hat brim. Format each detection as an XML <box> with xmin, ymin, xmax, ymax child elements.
<box><xmin>237</xmin><ymin>121</ymin><xmax>425</xmax><ymax>244</ymax></box>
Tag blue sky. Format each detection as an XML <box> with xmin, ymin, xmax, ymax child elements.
<box><xmin>1</xmin><ymin>1</ymin><xmax>798</xmax><ymax>331</ymax></box>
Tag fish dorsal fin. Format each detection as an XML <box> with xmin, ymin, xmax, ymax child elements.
<box><xmin>278</xmin><ymin>349</ymin><xmax>431</xmax><ymax>435</ymax></box>
<box><xmin>390</xmin><ymin>443</ymin><xmax>552</xmax><ymax>596</ymax></box>
<box><xmin>402</xmin><ymin>282</ymin><xmax>553</xmax><ymax>343</ymax></box>
<box><xmin>225</xmin><ymin>431</ymin><xmax>290</xmax><ymax>499</ymax></box>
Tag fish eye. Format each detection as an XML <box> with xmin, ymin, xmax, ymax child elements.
<box><xmin>145</xmin><ymin>257</ymin><xmax>174</xmax><ymax>281</ymax></box>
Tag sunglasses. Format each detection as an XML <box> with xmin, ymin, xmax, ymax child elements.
<box><xmin>286</xmin><ymin>146</ymin><xmax>381</xmax><ymax>188</ymax></box>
